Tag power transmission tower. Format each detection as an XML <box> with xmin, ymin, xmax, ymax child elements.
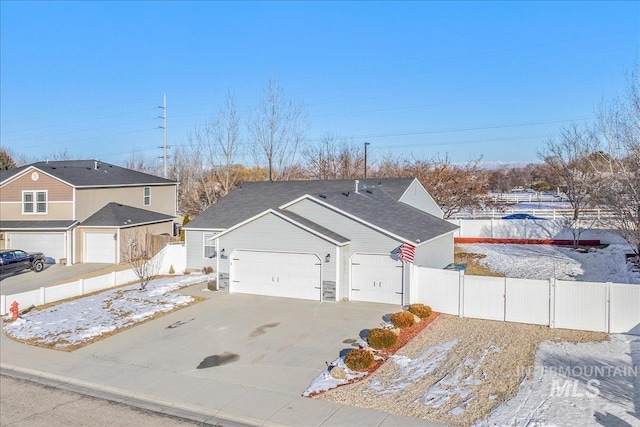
<box><xmin>158</xmin><ymin>93</ymin><xmax>169</xmax><ymax>178</ymax></box>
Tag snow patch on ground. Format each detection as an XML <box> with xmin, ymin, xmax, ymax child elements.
<box><xmin>476</xmin><ymin>335</ymin><xmax>640</xmax><ymax>426</ymax></box>
<box><xmin>3</xmin><ymin>275</ymin><xmax>209</xmax><ymax>347</ymax></box>
<box><xmin>302</xmin><ymin>356</ymin><xmax>368</xmax><ymax>397</ymax></box>
<box><xmin>459</xmin><ymin>243</ymin><xmax>640</xmax><ymax>284</ymax></box>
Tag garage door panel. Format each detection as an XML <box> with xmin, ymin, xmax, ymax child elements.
<box><xmin>351</xmin><ymin>253</ymin><xmax>403</xmax><ymax>305</ymax></box>
<box><xmin>230</xmin><ymin>250</ymin><xmax>321</xmax><ymax>301</ymax></box>
<box><xmin>7</xmin><ymin>232</ymin><xmax>65</xmax><ymax>262</ymax></box>
<box><xmin>84</xmin><ymin>232</ymin><xmax>116</xmax><ymax>263</ymax></box>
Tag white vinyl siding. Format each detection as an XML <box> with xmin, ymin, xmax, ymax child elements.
<box><xmin>413</xmin><ymin>232</ymin><xmax>455</xmax><ymax>268</ymax></box>
<box><xmin>22</xmin><ymin>191</ymin><xmax>47</xmax><ymax>214</ymax></box>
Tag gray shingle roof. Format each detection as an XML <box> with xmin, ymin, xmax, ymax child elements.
<box><xmin>186</xmin><ymin>178</ymin><xmax>457</xmax><ymax>244</ymax></box>
<box><xmin>0</xmin><ymin>220</ymin><xmax>78</xmax><ymax>230</ymax></box>
<box><xmin>275</xmin><ymin>209</ymin><xmax>350</xmax><ymax>244</ymax></box>
<box><xmin>80</xmin><ymin>203</ymin><xmax>175</xmax><ymax>228</ymax></box>
<box><xmin>0</xmin><ymin>160</ymin><xmax>176</xmax><ymax>187</ymax></box>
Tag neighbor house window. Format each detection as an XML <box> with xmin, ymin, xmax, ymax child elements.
<box><xmin>143</xmin><ymin>187</ymin><xmax>151</xmax><ymax>206</ymax></box>
<box><xmin>203</xmin><ymin>233</ymin><xmax>216</xmax><ymax>258</ymax></box>
<box><xmin>23</xmin><ymin>191</ymin><xmax>47</xmax><ymax>214</ymax></box>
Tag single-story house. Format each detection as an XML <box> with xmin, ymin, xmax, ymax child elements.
<box><xmin>184</xmin><ymin>178</ymin><xmax>458</xmax><ymax>305</ymax></box>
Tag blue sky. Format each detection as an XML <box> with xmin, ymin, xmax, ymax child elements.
<box><xmin>1</xmin><ymin>1</ymin><xmax>638</xmax><ymax>168</ymax></box>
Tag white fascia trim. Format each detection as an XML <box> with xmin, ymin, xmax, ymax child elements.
<box><xmin>77</xmin><ymin>218</ymin><xmax>173</xmax><ymax>230</ymax></box>
<box><xmin>281</xmin><ymin>194</ymin><xmax>414</xmax><ymax>245</ymax></box>
<box><xmin>1</xmin><ymin>166</ymin><xmax>74</xmax><ymax>188</ymax></box>
<box><xmin>398</xmin><ymin>178</ymin><xmax>444</xmax><ymax>217</ymax></box>
<box><xmin>414</xmin><ymin>229</ymin><xmax>456</xmax><ymax>247</ymax></box>
<box><xmin>183</xmin><ymin>227</ymin><xmax>226</xmax><ymax>232</ymax></box>
<box><xmin>270</xmin><ymin>209</ymin><xmax>349</xmax><ymax>247</ymax></box>
<box><xmin>74</xmin><ymin>183</ymin><xmax>177</xmax><ymax>189</ymax></box>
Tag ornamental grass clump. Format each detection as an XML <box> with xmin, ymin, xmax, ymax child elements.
<box><xmin>367</xmin><ymin>327</ymin><xmax>398</xmax><ymax>349</ymax></box>
<box><xmin>344</xmin><ymin>348</ymin><xmax>374</xmax><ymax>371</ymax></box>
<box><xmin>408</xmin><ymin>303</ymin><xmax>432</xmax><ymax>319</ymax></box>
<box><xmin>390</xmin><ymin>311</ymin><xmax>416</xmax><ymax>329</ymax></box>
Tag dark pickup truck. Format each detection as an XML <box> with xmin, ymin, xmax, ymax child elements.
<box><xmin>0</xmin><ymin>249</ymin><xmax>46</xmax><ymax>275</ymax></box>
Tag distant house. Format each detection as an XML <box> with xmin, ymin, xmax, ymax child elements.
<box><xmin>0</xmin><ymin>160</ymin><xmax>178</xmax><ymax>264</ymax></box>
<box><xmin>184</xmin><ymin>178</ymin><xmax>458</xmax><ymax>305</ymax></box>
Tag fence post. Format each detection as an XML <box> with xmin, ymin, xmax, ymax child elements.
<box><xmin>40</xmin><ymin>287</ymin><xmax>46</xmax><ymax>306</ymax></box>
<box><xmin>112</xmin><ymin>271</ymin><xmax>117</xmax><ymax>287</ymax></box>
<box><xmin>606</xmin><ymin>282</ymin><xmax>611</xmax><ymax>333</ymax></box>
<box><xmin>503</xmin><ymin>277</ymin><xmax>507</xmax><ymax>322</ymax></box>
<box><xmin>458</xmin><ymin>270</ymin><xmax>465</xmax><ymax>317</ymax></box>
<box><xmin>78</xmin><ymin>279</ymin><xmax>84</xmax><ymax>295</ymax></box>
<box><xmin>549</xmin><ymin>278</ymin><xmax>555</xmax><ymax>328</ymax></box>
<box><xmin>0</xmin><ymin>295</ymin><xmax>6</xmax><ymax>316</ymax></box>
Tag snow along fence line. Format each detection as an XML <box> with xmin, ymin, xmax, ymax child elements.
<box><xmin>0</xmin><ymin>269</ymin><xmax>138</xmax><ymax>316</ymax></box>
<box><xmin>410</xmin><ymin>266</ymin><xmax>640</xmax><ymax>335</ymax></box>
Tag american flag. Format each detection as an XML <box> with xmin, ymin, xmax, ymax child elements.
<box><xmin>397</xmin><ymin>243</ymin><xmax>415</xmax><ymax>263</ymax></box>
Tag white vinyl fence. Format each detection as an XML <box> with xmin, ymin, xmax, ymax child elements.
<box><xmin>411</xmin><ymin>266</ymin><xmax>640</xmax><ymax>335</ymax></box>
<box><xmin>0</xmin><ymin>269</ymin><xmax>138</xmax><ymax>316</ymax></box>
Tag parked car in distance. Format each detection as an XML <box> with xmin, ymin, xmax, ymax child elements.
<box><xmin>0</xmin><ymin>250</ymin><xmax>46</xmax><ymax>275</ymax></box>
<box><xmin>502</xmin><ymin>213</ymin><xmax>546</xmax><ymax>220</ymax></box>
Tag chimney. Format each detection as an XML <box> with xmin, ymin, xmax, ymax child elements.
<box><xmin>94</xmin><ymin>160</ymin><xmax>99</xmax><ymax>170</ymax></box>
<box><xmin>355</xmin><ymin>180</ymin><xmax>360</xmax><ymax>193</ymax></box>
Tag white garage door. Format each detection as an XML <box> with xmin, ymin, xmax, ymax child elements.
<box><xmin>230</xmin><ymin>250</ymin><xmax>322</xmax><ymax>301</ymax></box>
<box><xmin>84</xmin><ymin>232</ymin><xmax>116</xmax><ymax>263</ymax></box>
<box><xmin>351</xmin><ymin>253</ymin><xmax>404</xmax><ymax>305</ymax></box>
<box><xmin>7</xmin><ymin>232</ymin><xmax>66</xmax><ymax>262</ymax></box>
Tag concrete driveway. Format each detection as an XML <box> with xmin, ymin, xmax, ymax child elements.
<box><xmin>74</xmin><ymin>287</ymin><xmax>399</xmax><ymax>396</ymax></box>
<box><xmin>0</xmin><ymin>263</ymin><xmax>128</xmax><ymax>294</ymax></box>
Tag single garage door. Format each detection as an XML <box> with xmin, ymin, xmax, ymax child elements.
<box><xmin>230</xmin><ymin>250</ymin><xmax>322</xmax><ymax>301</ymax></box>
<box><xmin>84</xmin><ymin>232</ymin><xmax>116</xmax><ymax>263</ymax></box>
<box><xmin>351</xmin><ymin>253</ymin><xmax>404</xmax><ymax>305</ymax></box>
<box><xmin>7</xmin><ymin>232</ymin><xmax>66</xmax><ymax>262</ymax></box>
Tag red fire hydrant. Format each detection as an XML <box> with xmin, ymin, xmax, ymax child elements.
<box><xmin>10</xmin><ymin>301</ymin><xmax>19</xmax><ymax>320</ymax></box>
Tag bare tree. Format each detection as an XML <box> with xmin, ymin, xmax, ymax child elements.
<box><xmin>596</xmin><ymin>71</ymin><xmax>640</xmax><ymax>255</ymax></box>
<box><xmin>408</xmin><ymin>155</ymin><xmax>488</xmax><ymax>219</ymax></box>
<box><xmin>122</xmin><ymin>229</ymin><xmax>164</xmax><ymax>290</ymax></box>
<box><xmin>211</xmin><ymin>89</ymin><xmax>242</xmax><ymax>195</ymax></box>
<box><xmin>248</xmin><ymin>79</ymin><xmax>309</xmax><ymax>181</ymax></box>
<box><xmin>123</xmin><ymin>152</ymin><xmax>160</xmax><ymax>175</ymax></box>
<box><xmin>304</xmin><ymin>134</ymin><xmax>364</xmax><ymax>179</ymax></box>
<box><xmin>539</xmin><ymin>124</ymin><xmax>601</xmax><ymax>247</ymax></box>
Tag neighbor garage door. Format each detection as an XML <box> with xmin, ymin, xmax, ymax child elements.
<box><xmin>7</xmin><ymin>232</ymin><xmax>66</xmax><ymax>262</ymax></box>
<box><xmin>230</xmin><ymin>250</ymin><xmax>322</xmax><ymax>301</ymax></box>
<box><xmin>351</xmin><ymin>253</ymin><xmax>403</xmax><ymax>304</ymax></box>
<box><xmin>84</xmin><ymin>232</ymin><xmax>116</xmax><ymax>263</ymax></box>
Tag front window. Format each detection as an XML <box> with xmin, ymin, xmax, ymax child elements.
<box><xmin>23</xmin><ymin>191</ymin><xmax>47</xmax><ymax>214</ymax></box>
<box><xmin>203</xmin><ymin>233</ymin><xmax>216</xmax><ymax>258</ymax></box>
<box><xmin>143</xmin><ymin>187</ymin><xmax>151</xmax><ymax>206</ymax></box>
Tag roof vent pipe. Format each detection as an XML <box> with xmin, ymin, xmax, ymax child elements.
<box><xmin>94</xmin><ymin>160</ymin><xmax>98</xmax><ymax>170</ymax></box>
<box><xmin>355</xmin><ymin>180</ymin><xmax>359</xmax><ymax>193</ymax></box>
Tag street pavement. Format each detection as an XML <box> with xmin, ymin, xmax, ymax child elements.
<box><xmin>0</xmin><ymin>284</ymin><xmax>447</xmax><ymax>426</ymax></box>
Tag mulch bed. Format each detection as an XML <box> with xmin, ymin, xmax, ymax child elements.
<box><xmin>307</xmin><ymin>312</ymin><xmax>441</xmax><ymax>397</ymax></box>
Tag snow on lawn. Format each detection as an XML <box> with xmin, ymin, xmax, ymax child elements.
<box><xmin>2</xmin><ymin>274</ymin><xmax>210</xmax><ymax>348</ymax></box>
<box><xmin>459</xmin><ymin>243</ymin><xmax>640</xmax><ymax>284</ymax></box>
<box><xmin>476</xmin><ymin>334</ymin><xmax>640</xmax><ymax>427</ymax></box>
<box><xmin>303</xmin><ymin>356</ymin><xmax>370</xmax><ymax>397</ymax></box>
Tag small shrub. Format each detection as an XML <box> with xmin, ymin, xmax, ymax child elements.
<box><xmin>202</xmin><ymin>266</ymin><xmax>214</xmax><ymax>274</ymax></box>
<box><xmin>168</xmin><ymin>265</ymin><xmax>175</xmax><ymax>274</ymax></box>
<box><xmin>408</xmin><ymin>303</ymin><xmax>432</xmax><ymax>319</ymax></box>
<box><xmin>344</xmin><ymin>348</ymin><xmax>374</xmax><ymax>371</ymax></box>
<box><xmin>390</xmin><ymin>311</ymin><xmax>415</xmax><ymax>329</ymax></box>
<box><xmin>367</xmin><ymin>327</ymin><xmax>398</xmax><ymax>349</ymax></box>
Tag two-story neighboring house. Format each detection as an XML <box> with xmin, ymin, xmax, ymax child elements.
<box><xmin>0</xmin><ymin>160</ymin><xmax>178</xmax><ymax>265</ymax></box>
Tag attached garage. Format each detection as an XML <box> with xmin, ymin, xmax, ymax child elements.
<box><xmin>7</xmin><ymin>232</ymin><xmax>66</xmax><ymax>262</ymax></box>
<box><xmin>350</xmin><ymin>253</ymin><xmax>404</xmax><ymax>305</ymax></box>
<box><xmin>84</xmin><ymin>232</ymin><xmax>116</xmax><ymax>263</ymax></box>
<box><xmin>230</xmin><ymin>250</ymin><xmax>322</xmax><ymax>301</ymax></box>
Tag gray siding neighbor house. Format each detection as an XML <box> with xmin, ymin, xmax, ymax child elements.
<box><xmin>184</xmin><ymin>178</ymin><xmax>458</xmax><ymax>305</ymax></box>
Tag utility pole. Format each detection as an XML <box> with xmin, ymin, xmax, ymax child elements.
<box><xmin>158</xmin><ymin>93</ymin><xmax>169</xmax><ymax>178</ymax></box>
<box><xmin>364</xmin><ymin>142</ymin><xmax>370</xmax><ymax>178</ymax></box>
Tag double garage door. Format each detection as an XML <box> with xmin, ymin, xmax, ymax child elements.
<box><xmin>230</xmin><ymin>250</ymin><xmax>322</xmax><ymax>301</ymax></box>
<box><xmin>351</xmin><ymin>253</ymin><xmax>404</xmax><ymax>305</ymax></box>
<box><xmin>6</xmin><ymin>232</ymin><xmax>66</xmax><ymax>262</ymax></box>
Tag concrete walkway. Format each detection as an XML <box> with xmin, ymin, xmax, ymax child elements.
<box><xmin>0</xmin><ymin>287</ymin><xmax>447</xmax><ymax>427</ymax></box>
